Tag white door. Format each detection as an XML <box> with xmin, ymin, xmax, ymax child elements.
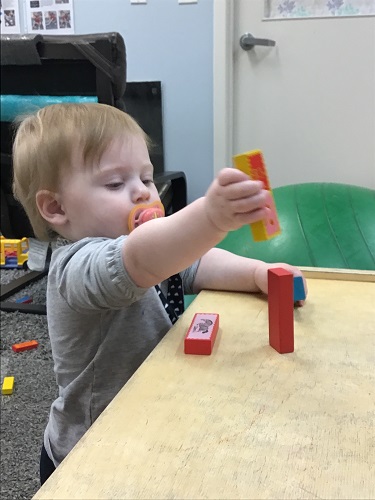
<box><xmin>213</xmin><ymin>0</ymin><xmax>375</xmax><ymax>189</ymax></box>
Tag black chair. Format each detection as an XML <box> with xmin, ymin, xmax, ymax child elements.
<box><xmin>0</xmin><ymin>33</ymin><xmax>187</xmax><ymax>314</ymax></box>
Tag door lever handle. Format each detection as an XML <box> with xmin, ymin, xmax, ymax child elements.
<box><xmin>240</xmin><ymin>33</ymin><xmax>276</xmax><ymax>51</ymax></box>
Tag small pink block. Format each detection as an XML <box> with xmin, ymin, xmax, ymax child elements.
<box><xmin>263</xmin><ymin>191</ymin><xmax>281</xmax><ymax>238</ymax></box>
<box><xmin>184</xmin><ymin>313</ymin><xmax>219</xmax><ymax>355</ymax></box>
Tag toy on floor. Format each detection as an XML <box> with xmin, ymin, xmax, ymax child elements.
<box><xmin>268</xmin><ymin>268</ymin><xmax>294</xmax><ymax>354</ymax></box>
<box><xmin>2</xmin><ymin>376</ymin><xmax>14</xmax><ymax>395</ymax></box>
<box><xmin>232</xmin><ymin>150</ymin><xmax>281</xmax><ymax>242</ymax></box>
<box><xmin>0</xmin><ymin>236</ymin><xmax>29</xmax><ymax>269</ymax></box>
<box><xmin>12</xmin><ymin>340</ymin><xmax>39</xmax><ymax>353</ymax></box>
<box><xmin>184</xmin><ymin>313</ymin><xmax>219</xmax><ymax>355</ymax></box>
<box><xmin>15</xmin><ymin>295</ymin><xmax>33</xmax><ymax>304</ymax></box>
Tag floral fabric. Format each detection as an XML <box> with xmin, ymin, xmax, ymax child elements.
<box><xmin>265</xmin><ymin>0</ymin><xmax>375</xmax><ymax>18</ymax></box>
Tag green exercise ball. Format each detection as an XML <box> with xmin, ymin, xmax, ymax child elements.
<box><xmin>184</xmin><ymin>183</ymin><xmax>375</xmax><ymax>309</ymax></box>
<box><xmin>217</xmin><ymin>183</ymin><xmax>375</xmax><ymax>270</ymax></box>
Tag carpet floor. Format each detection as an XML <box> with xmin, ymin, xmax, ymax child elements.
<box><xmin>1</xmin><ymin>269</ymin><xmax>56</xmax><ymax>500</ymax></box>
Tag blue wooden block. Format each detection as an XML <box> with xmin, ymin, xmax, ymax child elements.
<box><xmin>293</xmin><ymin>276</ymin><xmax>306</xmax><ymax>302</ymax></box>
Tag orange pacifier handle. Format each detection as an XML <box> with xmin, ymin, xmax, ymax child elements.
<box><xmin>128</xmin><ymin>201</ymin><xmax>165</xmax><ymax>232</ymax></box>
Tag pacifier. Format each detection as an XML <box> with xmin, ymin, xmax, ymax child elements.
<box><xmin>128</xmin><ymin>201</ymin><xmax>165</xmax><ymax>232</ymax></box>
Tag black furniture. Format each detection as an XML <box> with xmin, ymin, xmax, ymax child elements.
<box><xmin>0</xmin><ymin>32</ymin><xmax>187</xmax><ymax>314</ymax></box>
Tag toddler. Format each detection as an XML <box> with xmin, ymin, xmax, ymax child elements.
<box><xmin>12</xmin><ymin>103</ymin><xmax>306</xmax><ymax>485</ymax></box>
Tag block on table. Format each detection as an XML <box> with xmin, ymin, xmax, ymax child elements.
<box><xmin>184</xmin><ymin>313</ymin><xmax>219</xmax><ymax>355</ymax></box>
<box><xmin>268</xmin><ymin>268</ymin><xmax>294</xmax><ymax>354</ymax></box>
<box><xmin>293</xmin><ymin>276</ymin><xmax>306</xmax><ymax>302</ymax></box>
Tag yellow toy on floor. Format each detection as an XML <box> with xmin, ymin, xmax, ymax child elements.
<box><xmin>2</xmin><ymin>376</ymin><xmax>14</xmax><ymax>395</ymax></box>
<box><xmin>0</xmin><ymin>236</ymin><xmax>29</xmax><ymax>269</ymax></box>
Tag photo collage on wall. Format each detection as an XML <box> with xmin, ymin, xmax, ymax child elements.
<box><xmin>26</xmin><ymin>0</ymin><xmax>75</xmax><ymax>34</ymax></box>
<box><xmin>1</xmin><ymin>0</ymin><xmax>22</xmax><ymax>34</ymax></box>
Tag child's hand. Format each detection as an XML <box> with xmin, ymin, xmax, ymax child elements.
<box><xmin>254</xmin><ymin>262</ymin><xmax>308</xmax><ymax>306</ymax></box>
<box><xmin>204</xmin><ymin>168</ymin><xmax>269</xmax><ymax>233</ymax></box>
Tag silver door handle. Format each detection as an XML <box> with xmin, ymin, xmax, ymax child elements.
<box><xmin>240</xmin><ymin>33</ymin><xmax>276</xmax><ymax>51</ymax></box>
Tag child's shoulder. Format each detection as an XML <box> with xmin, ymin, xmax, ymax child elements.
<box><xmin>51</xmin><ymin>236</ymin><xmax>126</xmax><ymax>266</ymax></box>
<box><xmin>54</xmin><ymin>235</ymin><xmax>125</xmax><ymax>252</ymax></box>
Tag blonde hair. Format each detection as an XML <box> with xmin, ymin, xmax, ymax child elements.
<box><xmin>12</xmin><ymin>103</ymin><xmax>150</xmax><ymax>241</ymax></box>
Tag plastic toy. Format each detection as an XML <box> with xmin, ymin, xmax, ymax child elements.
<box><xmin>184</xmin><ymin>313</ymin><xmax>219</xmax><ymax>355</ymax></box>
<box><xmin>12</xmin><ymin>340</ymin><xmax>39</xmax><ymax>353</ymax></box>
<box><xmin>0</xmin><ymin>236</ymin><xmax>29</xmax><ymax>269</ymax></box>
<box><xmin>232</xmin><ymin>150</ymin><xmax>281</xmax><ymax>242</ymax></box>
<box><xmin>268</xmin><ymin>268</ymin><xmax>294</xmax><ymax>354</ymax></box>
<box><xmin>2</xmin><ymin>376</ymin><xmax>14</xmax><ymax>395</ymax></box>
<box><xmin>128</xmin><ymin>201</ymin><xmax>165</xmax><ymax>232</ymax></box>
<box><xmin>15</xmin><ymin>295</ymin><xmax>33</xmax><ymax>304</ymax></box>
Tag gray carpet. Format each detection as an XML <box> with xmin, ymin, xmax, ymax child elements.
<box><xmin>1</xmin><ymin>270</ymin><xmax>56</xmax><ymax>500</ymax></box>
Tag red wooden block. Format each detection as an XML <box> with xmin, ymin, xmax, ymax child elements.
<box><xmin>268</xmin><ymin>268</ymin><xmax>294</xmax><ymax>354</ymax></box>
<box><xmin>12</xmin><ymin>340</ymin><xmax>39</xmax><ymax>353</ymax></box>
<box><xmin>184</xmin><ymin>313</ymin><xmax>219</xmax><ymax>355</ymax></box>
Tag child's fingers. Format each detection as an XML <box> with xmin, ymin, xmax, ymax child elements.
<box><xmin>233</xmin><ymin>207</ymin><xmax>269</xmax><ymax>225</ymax></box>
<box><xmin>217</xmin><ymin>167</ymin><xmax>252</xmax><ymax>186</ymax></box>
<box><xmin>230</xmin><ymin>191</ymin><xmax>268</xmax><ymax>213</ymax></box>
<box><xmin>224</xmin><ymin>180</ymin><xmax>264</xmax><ymax>201</ymax></box>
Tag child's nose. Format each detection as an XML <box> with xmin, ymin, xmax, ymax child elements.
<box><xmin>132</xmin><ymin>181</ymin><xmax>150</xmax><ymax>203</ymax></box>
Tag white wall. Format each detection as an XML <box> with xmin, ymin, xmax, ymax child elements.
<box><xmin>214</xmin><ymin>1</ymin><xmax>375</xmax><ymax>189</ymax></box>
<box><xmin>74</xmin><ymin>0</ymin><xmax>214</xmax><ymax>203</ymax></box>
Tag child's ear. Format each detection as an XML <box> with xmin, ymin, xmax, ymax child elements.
<box><xmin>36</xmin><ymin>190</ymin><xmax>67</xmax><ymax>227</ymax></box>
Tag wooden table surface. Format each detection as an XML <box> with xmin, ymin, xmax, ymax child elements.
<box><xmin>34</xmin><ymin>269</ymin><xmax>375</xmax><ymax>500</ymax></box>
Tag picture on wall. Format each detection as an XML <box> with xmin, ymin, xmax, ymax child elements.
<box><xmin>25</xmin><ymin>0</ymin><xmax>74</xmax><ymax>34</ymax></box>
<box><xmin>1</xmin><ymin>0</ymin><xmax>22</xmax><ymax>34</ymax></box>
<box><xmin>265</xmin><ymin>0</ymin><xmax>375</xmax><ymax>19</ymax></box>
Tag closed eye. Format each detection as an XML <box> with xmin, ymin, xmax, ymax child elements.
<box><xmin>142</xmin><ymin>179</ymin><xmax>154</xmax><ymax>186</ymax></box>
<box><xmin>105</xmin><ymin>182</ymin><xmax>124</xmax><ymax>190</ymax></box>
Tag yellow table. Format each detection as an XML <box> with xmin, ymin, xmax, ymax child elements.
<box><xmin>34</xmin><ymin>269</ymin><xmax>375</xmax><ymax>500</ymax></box>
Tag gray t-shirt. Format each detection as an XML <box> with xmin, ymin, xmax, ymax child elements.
<box><xmin>44</xmin><ymin>236</ymin><xmax>199</xmax><ymax>467</ymax></box>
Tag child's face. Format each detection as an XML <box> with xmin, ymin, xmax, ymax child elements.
<box><xmin>56</xmin><ymin>134</ymin><xmax>161</xmax><ymax>240</ymax></box>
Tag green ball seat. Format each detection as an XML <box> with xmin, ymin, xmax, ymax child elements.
<box><xmin>185</xmin><ymin>183</ymin><xmax>375</xmax><ymax>308</ymax></box>
<box><xmin>217</xmin><ymin>183</ymin><xmax>375</xmax><ymax>270</ymax></box>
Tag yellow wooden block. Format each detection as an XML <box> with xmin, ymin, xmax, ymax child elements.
<box><xmin>232</xmin><ymin>152</ymin><xmax>252</xmax><ymax>176</ymax></box>
<box><xmin>251</xmin><ymin>190</ymin><xmax>281</xmax><ymax>241</ymax></box>
<box><xmin>233</xmin><ymin>150</ymin><xmax>281</xmax><ymax>242</ymax></box>
<box><xmin>2</xmin><ymin>376</ymin><xmax>14</xmax><ymax>395</ymax></box>
<box><xmin>233</xmin><ymin>150</ymin><xmax>271</xmax><ymax>189</ymax></box>
<box><xmin>251</xmin><ymin>220</ymin><xmax>269</xmax><ymax>241</ymax></box>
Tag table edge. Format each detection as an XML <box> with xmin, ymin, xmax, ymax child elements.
<box><xmin>300</xmin><ymin>266</ymin><xmax>375</xmax><ymax>282</ymax></box>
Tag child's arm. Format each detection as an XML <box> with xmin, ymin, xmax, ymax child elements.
<box><xmin>192</xmin><ymin>247</ymin><xmax>307</xmax><ymax>303</ymax></box>
<box><xmin>123</xmin><ymin>168</ymin><xmax>268</xmax><ymax>288</ymax></box>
